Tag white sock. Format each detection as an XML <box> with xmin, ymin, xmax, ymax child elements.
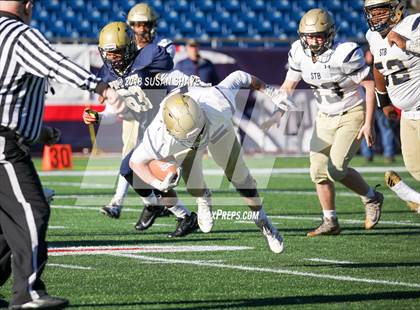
<box><xmin>323</xmin><ymin>209</ymin><xmax>337</xmax><ymax>219</ymax></box>
<box><xmin>141</xmin><ymin>192</ymin><xmax>158</xmax><ymax>206</ymax></box>
<box><xmin>168</xmin><ymin>200</ymin><xmax>191</xmax><ymax>218</ymax></box>
<box><xmin>113</xmin><ymin>175</ymin><xmax>129</xmax><ymax>204</ymax></box>
<box><xmin>392</xmin><ymin>180</ymin><xmax>420</xmax><ymax>204</ymax></box>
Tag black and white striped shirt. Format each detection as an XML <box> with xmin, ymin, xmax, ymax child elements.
<box><xmin>0</xmin><ymin>11</ymin><xmax>100</xmax><ymax>142</ymax></box>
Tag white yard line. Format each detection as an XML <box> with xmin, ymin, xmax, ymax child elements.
<box><xmin>109</xmin><ymin>253</ymin><xmax>420</xmax><ymax>289</ymax></box>
<box><xmin>39</xmin><ymin>166</ymin><xmax>408</xmax><ymax>177</ymax></box>
<box><xmin>49</xmin><ymin>226</ymin><xmax>65</xmax><ymax>229</ymax></box>
<box><xmin>304</xmin><ymin>258</ymin><xmax>354</xmax><ymax>264</ymax></box>
<box><xmin>42</xmin><ymin>181</ymin><xmax>114</xmax><ymax>189</ymax></box>
<box><xmin>48</xmin><ymin>245</ymin><xmax>252</xmax><ymax>256</ymax></box>
<box><xmin>47</xmin><ymin>263</ymin><xmax>92</xmax><ymax>270</ymax></box>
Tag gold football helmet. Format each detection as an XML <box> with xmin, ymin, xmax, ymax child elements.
<box><xmin>127</xmin><ymin>3</ymin><xmax>158</xmax><ymax>39</ymax></box>
<box><xmin>298</xmin><ymin>9</ymin><xmax>335</xmax><ymax>56</ymax></box>
<box><xmin>98</xmin><ymin>22</ymin><xmax>137</xmax><ymax>76</ymax></box>
<box><xmin>364</xmin><ymin>0</ymin><xmax>406</xmax><ymax>37</ymax></box>
<box><xmin>162</xmin><ymin>91</ymin><xmax>208</xmax><ymax>149</ymax></box>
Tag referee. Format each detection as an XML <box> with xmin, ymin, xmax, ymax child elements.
<box><xmin>0</xmin><ymin>1</ymin><xmax>125</xmax><ymax>309</ymax></box>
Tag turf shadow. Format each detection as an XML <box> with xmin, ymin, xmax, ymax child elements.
<box><xmin>67</xmin><ymin>290</ymin><xmax>420</xmax><ymax>309</ymax></box>
<box><xmin>305</xmin><ymin>261</ymin><xmax>420</xmax><ymax>269</ymax></box>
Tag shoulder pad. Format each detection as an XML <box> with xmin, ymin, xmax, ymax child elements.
<box><xmin>132</xmin><ymin>43</ymin><xmax>160</xmax><ymax>70</ymax></box>
<box><xmin>335</xmin><ymin>41</ymin><xmax>361</xmax><ymax>62</ymax></box>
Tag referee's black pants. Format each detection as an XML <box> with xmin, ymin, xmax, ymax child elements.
<box><xmin>0</xmin><ymin>129</ymin><xmax>49</xmax><ymax>306</ymax></box>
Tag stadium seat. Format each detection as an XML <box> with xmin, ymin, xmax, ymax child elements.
<box><xmin>215</xmin><ymin>11</ymin><xmax>234</xmax><ymax>25</ymax></box>
<box><xmin>68</xmin><ymin>0</ymin><xmax>85</xmax><ymax>12</ymax></box>
<box><xmin>97</xmin><ymin>0</ymin><xmax>112</xmax><ymax>12</ymax></box>
<box><xmin>62</xmin><ymin>10</ymin><xmax>78</xmax><ymax>26</ymax></box>
<box><xmin>300</xmin><ymin>0</ymin><xmax>318</xmax><ymax>11</ymax></box>
<box><xmin>323</xmin><ymin>0</ymin><xmax>342</xmax><ymax>11</ymax></box>
<box><xmin>205</xmin><ymin>21</ymin><xmax>221</xmax><ymax>35</ymax></box>
<box><xmin>223</xmin><ymin>0</ymin><xmax>241</xmax><ymax>12</ymax></box>
<box><xmin>196</xmin><ymin>0</ymin><xmax>215</xmax><ymax>12</ymax></box>
<box><xmin>45</xmin><ymin>0</ymin><xmax>60</xmax><ymax>11</ymax></box>
<box><xmin>173</xmin><ymin>0</ymin><xmax>189</xmax><ymax>12</ymax></box>
<box><xmin>272</xmin><ymin>0</ymin><xmax>292</xmax><ymax>11</ymax></box>
<box><xmin>179</xmin><ymin>20</ymin><xmax>196</xmax><ymax>35</ymax></box>
<box><xmin>231</xmin><ymin>21</ymin><xmax>248</xmax><ymax>35</ymax></box>
<box><xmin>241</xmin><ymin>11</ymin><xmax>259</xmax><ymax>27</ymax></box>
<box><xmin>31</xmin><ymin>0</ymin><xmax>369</xmax><ymax>48</ymax></box>
<box><xmin>246</xmin><ymin>0</ymin><xmax>266</xmax><ymax>12</ymax></box>
<box><xmin>256</xmin><ymin>21</ymin><xmax>273</xmax><ymax>36</ymax></box>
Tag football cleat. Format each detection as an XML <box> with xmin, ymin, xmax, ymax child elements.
<box><xmin>385</xmin><ymin>170</ymin><xmax>401</xmax><ymax>188</ymax></box>
<box><xmin>9</xmin><ymin>295</ymin><xmax>68</xmax><ymax>309</ymax></box>
<box><xmin>407</xmin><ymin>201</ymin><xmax>420</xmax><ymax>214</ymax></box>
<box><xmin>363</xmin><ymin>190</ymin><xmax>384</xmax><ymax>230</ymax></box>
<box><xmin>307</xmin><ymin>217</ymin><xmax>341</xmax><ymax>237</ymax></box>
<box><xmin>197</xmin><ymin>190</ymin><xmax>214</xmax><ymax>233</ymax></box>
<box><xmin>261</xmin><ymin>226</ymin><xmax>284</xmax><ymax>254</ymax></box>
<box><xmin>254</xmin><ymin>210</ymin><xmax>284</xmax><ymax>254</ymax></box>
<box><xmin>167</xmin><ymin>212</ymin><xmax>199</xmax><ymax>238</ymax></box>
<box><xmin>135</xmin><ymin>205</ymin><xmax>165</xmax><ymax>231</ymax></box>
<box><xmin>100</xmin><ymin>198</ymin><xmax>123</xmax><ymax>219</ymax></box>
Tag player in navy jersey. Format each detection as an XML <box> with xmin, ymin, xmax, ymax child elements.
<box><xmin>84</xmin><ymin>22</ymin><xmax>201</xmax><ymax>237</ymax></box>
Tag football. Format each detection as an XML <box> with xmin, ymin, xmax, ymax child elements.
<box><xmin>148</xmin><ymin>159</ymin><xmax>179</xmax><ymax>181</ymax></box>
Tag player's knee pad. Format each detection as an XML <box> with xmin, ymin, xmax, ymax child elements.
<box><xmin>327</xmin><ymin>161</ymin><xmax>347</xmax><ymax>182</ymax></box>
<box><xmin>231</xmin><ymin>174</ymin><xmax>258</xmax><ymax>198</ymax></box>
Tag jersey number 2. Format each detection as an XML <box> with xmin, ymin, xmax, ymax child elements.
<box><xmin>375</xmin><ymin>59</ymin><xmax>410</xmax><ymax>86</ymax></box>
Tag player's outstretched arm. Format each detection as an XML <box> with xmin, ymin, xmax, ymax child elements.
<box><xmin>357</xmin><ymin>79</ymin><xmax>376</xmax><ymax>147</ymax></box>
<box><xmin>259</xmin><ymin>79</ymin><xmax>299</xmax><ymax>131</ymax></box>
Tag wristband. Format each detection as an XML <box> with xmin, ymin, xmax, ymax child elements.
<box><xmin>375</xmin><ymin>89</ymin><xmax>391</xmax><ymax>109</ymax></box>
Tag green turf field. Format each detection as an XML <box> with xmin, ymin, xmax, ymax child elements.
<box><xmin>2</xmin><ymin>155</ymin><xmax>420</xmax><ymax>309</ymax></box>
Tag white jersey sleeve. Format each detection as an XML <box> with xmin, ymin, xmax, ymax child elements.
<box><xmin>285</xmin><ymin>41</ymin><xmax>303</xmax><ymax>82</ymax></box>
<box><xmin>339</xmin><ymin>43</ymin><xmax>370</xmax><ymax>84</ymax></box>
<box><xmin>216</xmin><ymin>70</ymin><xmax>252</xmax><ymax>106</ymax></box>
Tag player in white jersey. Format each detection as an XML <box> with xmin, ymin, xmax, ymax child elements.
<box><xmin>129</xmin><ymin>70</ymin><xmax>288</xmax><ymax>253</ymax></box>
<box><xmin>263</xmin><ymin>9</ymin><xmax>384</xmax><ymax>235</ymax></box>
<box><xmin>364</xmin><ymin>0</ymin><xmax>420</xmax><ymax>213</ymax></box>
<box><xmin>100</xmin><ymin>3</ymin><xmax>178</xmax><ymax>219</ymax></box>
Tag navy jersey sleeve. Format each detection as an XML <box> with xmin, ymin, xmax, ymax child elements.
<box><xmin>133</xmin><ymin>44</ymin><xmax>174</xmax><ymax>73</ymax></box>
<box><xmin>97</xmin><ymin>64</ymin><xmax>114</xmax><ymax>83</ymax></box>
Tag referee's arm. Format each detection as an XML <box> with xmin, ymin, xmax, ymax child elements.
<box><xmin>14</xmin><ymin>27</ymin><xmax>109</xmax><ymax>95</ymax></box>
